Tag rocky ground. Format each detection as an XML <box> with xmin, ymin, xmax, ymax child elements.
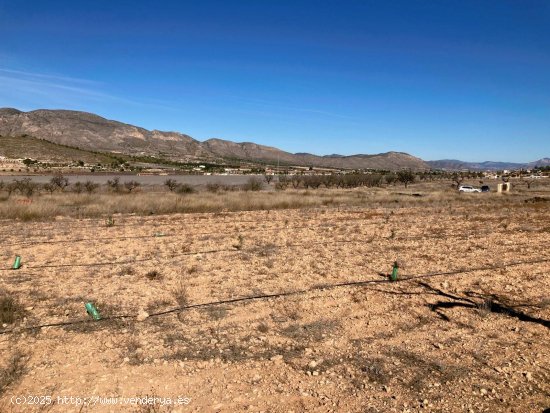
<box><xmin>0</xmin><ymin>194</ymin><xmax>549</xmax><ymax>412</ymax></box>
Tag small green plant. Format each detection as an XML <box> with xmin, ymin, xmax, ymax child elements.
<box><xmin>106</xmin><ymin>216</ymin><xmax>115</xmax><ymax>227</ymax></box>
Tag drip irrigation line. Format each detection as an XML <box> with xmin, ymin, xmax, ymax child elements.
<box><xmin>2</xmin><ymin>233</ymin><xmax>176</xmax><ymax>247</ymax></box>
<box><xmin>1</xmin><ymin>219</ymin><xmax>386</xmax><ymax>248</ymax></box>
<box><xmin>0</xmin><ymin>206</ymin><xmax>388</xmax><ymax>231</ymax></box>
<box><xmin>1</xmin><ymin>233</ymin><xmax>544</xmax><ymax>271</ymax></box>
<box><xmin>1</xmin><ymin>257</ymin><xmax>548</xmax><ymax>336</ymax></box>
<box><xmin>2</xmin><ymin>212</ymin><xmax>542</xmax><ymax>250</ymax></box>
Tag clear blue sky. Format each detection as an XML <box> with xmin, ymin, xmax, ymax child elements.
<box><xmin>1</xmin><ymin>0</ymin><xmax>549</xmax><ymax>162</ymax></box>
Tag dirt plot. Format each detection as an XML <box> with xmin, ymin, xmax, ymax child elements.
<box><xmin>0</xmin><ymin>199</ymin><xmax>549</xmax><ymax>412</ymax></box>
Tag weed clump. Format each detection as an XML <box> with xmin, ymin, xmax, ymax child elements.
<box><xmin>145</xmin><ymin>270</ymin><xmax>162</xmax><ymax>280</ymax></box>
<box><xmin>0</xmin><ymin>351</ymin><xmax>27</xmax><ymax>396</ymax></box>
<box><xmin>172</xmin><ymin>280</ymin><xmax>189</xmax><ymax>307</ymax></box>
<box><xmin>0</xmin><ymin>293</ymin><xmax>24</xmax><ymax>324</ymax></box>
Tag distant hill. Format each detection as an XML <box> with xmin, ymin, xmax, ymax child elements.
<box><xmin>427</xmin><ymin>158</ymin><xmax>550</xmax><ymax>171</ymax></box>
<box><xmin>0</xmin><ymin>108</ymin><xmax>429</xmax><ymax>170</ymax></box>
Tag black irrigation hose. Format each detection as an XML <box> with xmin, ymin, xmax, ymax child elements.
<box><xmin>1</xmin><ymin>219</ymin><xmax>386</xmax><ymax>248</ymax></box>
<box><xmin>2</xmin><ymin>230</ymin><xmax>544</xmax><ymax>272</ymax></box>
<box><xmin>1</xmin><ymin>257</ymin><xmax>548</xmax><ymax>336</ymax></box>
<box><xmin>0</xmin><ymin>206</ymin><xmax>387</xmax><ymax>231</ymax></box>
<box><xmin>1</xmin><ymin>233</ymin><xmax>176</xmax><ymax>248</ymax></box>
<box><xmin>3</xmin><ymin>215</ymin><xmax>544</xmax><ymax>248</ymax></box>
<box><xmin>0</xmin><ymin>231</ymin><xmax>548</xmax><ymax>271</ymax></box>
<box><xmin>1</xmin><ymin>206</ymin><xmax>545</xmax><ymax>248</ymax></box>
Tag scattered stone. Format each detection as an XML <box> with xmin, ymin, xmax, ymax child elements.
<box><xmin>270</xmin><ymin>355</ymin><xmax>283</xmax><ymax>362</ymax></box>
<box><xmin>136</xmin><ymin>310</ymin><xmax>149</xmax><ymax>321</ymax></box>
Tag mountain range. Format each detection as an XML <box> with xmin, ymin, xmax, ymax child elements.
<box><xmin>426</xmin><ymin>159</ymin><xmax>550</xmax><ymax>171</ymax></box>
<box><xmin>0</xmin><ymin>108</ymin><xmax>547</xmax><ymax>171</ymax></box>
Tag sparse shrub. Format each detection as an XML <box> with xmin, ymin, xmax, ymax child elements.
<box><xmin>397</xmin><ymin>170</ymin><xmax>416</xmax><ymax>188</ymax></box>
<box><xmin>0</xmin><ymin>293</ymin><xmax>23</xmax><ymax>324</ymax></box>
<box><xmin>145</xmin><ymin>270</ymin><xmax>162</xmax><ymax>280</ymax></box>
<box><xmin>11</xmin><ymin>178</ymin><xmax>38</xmax><ymax>197</ymax></box>
<box><xmin>0</xmin><ymin>350</ymin><xmax>27</xmax><ymax>396</ymax></box>
<box><xmin>233</xmin><ymin>234</ymin><xmax>244</xmax><ymax>250</ymax></box>
<box><xmin>384</xmin><ymin>173</ymin><xmax>398</xmax><ymax>186</ymax></box>
<box><xmin>176</xmin><ymin>183</ymin><xmax>195</xmax><ymax>194</ymax></box>
<box><xmin>124</xmin><ymin>180</ymin><xmax>141</xmax><ymax>192</ymax></box>
<box><xmin>73</xmin><ymin>181</ymin><xmax>84</xmax><ymax>194</ymax></box>
<box><xmin>6</xmin><ymin>181</ymin><xmax>17</xmax><ymax>196</ymax></box>
<box><xmin>361</xmin><ymin>358</ymin><xmax>389</xmax><ymax>385</ymax></box>
<box><xmin>303</xmin><ymin>175</ymin><xmax>322</xmax><ymax>189</ymax></box>
<box><xmin>124</xmin><ymin>338</ymin><xmax>144</xmax><ymax>366</ymax></box>
<box><xmin>477</xmin><ymin>298</ymin><xmax>493</xmax><ymax>317</ymax></box>
<box><xmin>257</xmin><ymin>322</ymin><xmax>269</xmax><ymax>333</ymax></box>
<box><xmin>107</xmin><ymin>177</ymin><xmax>121</xmax><ymax>192</ymax></box>
<box><xmin>206</xmin><ymin>182</ymin><xmax>221</xmax><ymax>193</ymax></box>
<box><xmin>276</xmin><ymin>175</ymin><xmax>289</xmax><ymax>190</ymax></box>
<box><xmin>172</xmin><ymin>279</ymin><xmax>189</xmax><ymax>307</ymax></box>
<box><xmin>164</xmin><ymin>179</ymin><xmax>178</xmax><ymax>192</ymax></box>
<box><xmin>203</xmin><ymin>305</ymin><xmax>228</xmax><ymax>321</ymax></box>
<box><xmin>42</xmin><ymin>182</ymin><xmax>56</xmax><ymax>194</ymax></box>
<box><xmin>50</xmin><ymin>173</ymin><xmax>69</xmax><ymax>191</ymax></box>
<box><xmin>106</xmin><ymin>215</ymin><xmax>115</xmax><ymax>227</ymax></box>
<box><xmin>84</xmin><ymin>180</ymin><xmax>99</xmax><ymax>194</ymax></box>
<box><xmin>242</xmin><ymin>177</ymin><xmax>263</xmax><ymax>191</ymax></box>
<box><xmin>118</xmin><ymin>266</ymin><xmax>135</xmax><ymax>276</ymax></box>
<box><xmin>275</xmin><ymin>181</ymin><xmax>287</xmax><ymax>191</ymax></box>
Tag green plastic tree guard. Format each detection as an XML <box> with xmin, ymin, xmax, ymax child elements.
<box><xmin>85</xmin><ymin>302</ymin><xmax>101</xmax><ymax>320</ymax></box>
<box><xmin>390</xmin><ymin>261</ymin><xmax>399</xmax><ymax>281</ymax></box>
<box><xmin>13</xmin><ymin>255</ymin><xmax>21</xmax><ymax>270</ymax></box>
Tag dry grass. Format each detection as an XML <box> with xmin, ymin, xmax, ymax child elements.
<box><xmin>0</xmin><ymin>190</ymin><xmax>548</xmax><ymax>412</ymax></box>
<box><xmin>0</xmin><ymin>351</ymin><xmax>27</xmax><ymax>396</ymax></box>
<box><xmin>1</xmin><ymin>179</ymin><xmax>547</xmax><ymax>221</ymax></box>
<box><xmin>0</xmin><ymin>292</ymin><xmax>24</xmax><ymax>324</ymax></box>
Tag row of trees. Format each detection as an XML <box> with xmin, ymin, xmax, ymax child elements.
<box><xmin>270</xmin><ymin>170</ymin><xmax>416</xmax><ymax>190</ymax></box>
<box><xmin>0</xmin><ymin>175</ymin><xmax>143</xmax><ymax>198</ymax></box>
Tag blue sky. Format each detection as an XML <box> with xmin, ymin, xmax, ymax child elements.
<box><xmin>0</xmin><ymin>0</ymin><xmax>549</xmax><ymax>162</ymax></box>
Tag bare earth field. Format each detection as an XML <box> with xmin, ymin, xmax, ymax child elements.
<box><xmin>0</xmin><ymin>187</ymin><xmax>549</xmax><ymax>412</ymax></box>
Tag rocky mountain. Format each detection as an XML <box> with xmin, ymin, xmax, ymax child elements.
<box><xmin>0</xmin><ymin>108</ymin><xmax>209</xmax><ymax>161</ymax></box>
<box><xmin>0</xmin><ymin>108</ymin><xmax>430</xmax><ymax>170</ymax></box>
<box><xmin>427</xmin><ymin>158</ymin><xmax>550</xmax><ymax>171</ymax></box>
<box><xmin>528</xmin><ymin>158</ymin><xmax>550</xmax><ymax>167</ymax></box>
